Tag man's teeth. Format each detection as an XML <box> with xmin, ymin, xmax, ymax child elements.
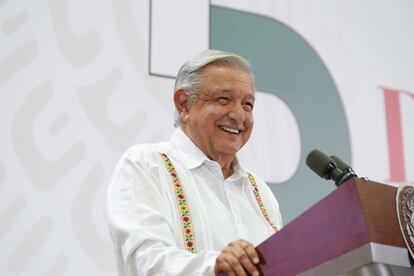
<box><xmin>221</xmin><ymin>126</ymin><xmax>240</xmax><ymax>134</ymax></box>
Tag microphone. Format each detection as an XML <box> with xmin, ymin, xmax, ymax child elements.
<box><xmin>330</xmin><ymin>155</ymin><xmax>357</xmax><ymax>184</ymax></box>
<box><xmin>330</xmin><ymin>155</ymin><xmax>351</xmax><ymax>171</ymax></box>
<box><xmin>306</xmin><ymin>149</ymin><xmax>357</xmax><ymax>186</ymax></box>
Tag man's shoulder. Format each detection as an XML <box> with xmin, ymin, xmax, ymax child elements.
<box><xmin>121</xmin><ymin>141</ymin><xmax>170</xmax><ymax>164</ymax></box>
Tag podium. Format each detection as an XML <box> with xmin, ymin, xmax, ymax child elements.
<box><xmin>256</xmin><ymin>178</ymin><xmax>413</xmax><ymax>275</ymax></box>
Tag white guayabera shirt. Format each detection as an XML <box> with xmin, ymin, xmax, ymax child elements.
<box><xmin>107</xmin><ymin>128</ymin><xmax>283</xmax><ymax>276</ymax></box>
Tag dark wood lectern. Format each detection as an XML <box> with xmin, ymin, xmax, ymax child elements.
<box><xmin>255</xmin><ymin>178</ymin><xmax>413</xmax><ymax>275</ymax></box>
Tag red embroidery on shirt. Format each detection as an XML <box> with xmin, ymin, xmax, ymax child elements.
<box><xmin>160</xmin><ymin>153</ymin><xmax>196</xmax><ymax>253</ymax></box>
<box><xmin>248</xmin><ymin>173</ymin><xmax>278</xmax><ymax>232</ymax></box>
<box><xmin>160</xmin><ymin>153</ymin><xmax>278</xmax><ymax>253</ymax></box>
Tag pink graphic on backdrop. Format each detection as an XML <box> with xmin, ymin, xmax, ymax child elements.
<box><xmin>380</xmin><ymin>87</ymin><xmax>414</xmax><ymax>182</ymax></box>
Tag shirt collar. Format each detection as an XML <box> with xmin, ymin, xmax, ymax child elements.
<box><xmin>169</xmin><ymin>128</ymin><xmax>208</xmax><ymax>170</ymax></box>
<box><xmin>169</xmin><ymin>128</ymin><xmax>249</xmax><ymax>178</ymax></box>
<box><xmin>230</xmin><ymin>161</ymin><xmax>249</xmax><ymax>179</ymax></box>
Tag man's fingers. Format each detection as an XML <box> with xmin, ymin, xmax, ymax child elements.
<box><xmin>215</xmin><ymin>239</ymin><xmax>261</xmax><ymax>276</ymax></box>
<box><xmin>240</xmin><ymin>241</ymin><xmax>260</xmax><ymax>264</ymax></box>
<box><xmin>236</xmin><ymin>253</ymin><xmax>259</xmax><ymax>276</ymax></box>
<box><xmin>229</xmin><ymin>240</ymin><xmax>260</xmax><ymax>276</ymax></box>
<box><xmin>226</xmin><ymin>255</ymin><xmax>248</xmax><ymax>276</ymax></box>
<box><xmin>214</xmin><ymin>258</ymin><xmax>236</xmax><ymax>276</ymax></box>
<box><xmin>215</xmin><ymin>254</ymin><xmax>246</xmax><ymax>276</ymax></box>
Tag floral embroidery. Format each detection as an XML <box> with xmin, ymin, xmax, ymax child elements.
<box><xmin>160</xmin><ymin>153</ymin><xmax>196</xmax><ymax>253</ymax></box>
<box><xmin>160</xmin><ymin>152</ymin><xmax>278</xmax><ymax>253</ymax></box>
<box><xmin>248</xmin><ymin>173</ymin><xmax>279</xmax><ymax>232</ymax></box>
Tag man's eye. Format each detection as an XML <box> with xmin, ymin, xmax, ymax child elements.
<box><xmin>217</xmin><ymin>97</ymin><xmax>230</xmax><ymax>104</ymax></box>
<box><xmin>243</xmin><ymin>102</ymin><xmax>254</xmax><ymax>111</ymax></box>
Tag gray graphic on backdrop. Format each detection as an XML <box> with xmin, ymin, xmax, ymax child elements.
<box><xmin>9</xmin><ymin>217</ymin><xmax>53</xmax><ymax>273</ymax></box>
<box><xmin>0</xmin><ymin>194</ymin><xmax>26</xmax><ymax>241</ymax></box>
<box><xmin>1</xmin><ymin>10</ymin><xmax>29</xmax><ymax>35</ymax></box>
<box><xmin>77</xmin><ymin>68</ymin><xmax>145</xmax><ymax>152</ymax></box>
<box><xmin>0</xmin><ymin>40</ymin><xmax>38</xmax><ymax>85</ymax></box>
<box><xmin>112</xmin><ymin>0</ymin><xmax>143</xmax><ymax>71</ymax></box>
<box><xmin>49</xmin><ymin>0</ymin><xmax>102</xmax><ymax>67</ymax></box>
<box><xmin>49</xmin><ymin>112</ymin><xmax>70</xmax><ymax>136</ymax></box>
<box><xmin>45</xmin><ymin>253</ymin><xmax>68</xmax><ymax>276</ymax></box>
<box><xmin>112</xmin><ymin>0</ymin><xmax>171</xmax><ymax>110</ymax></box>
<box><xmin>0</xmin><ymin>162</ymin><xmax>5</xmax><ymax>186</ymax></box>
<box><xmin>72</xmin><ymin>164</ymin><xmax>114</xmax><ymax>272</ymax></box>
<box><xmin>211</xmin><ymin>6</ymin><xmax>350</xmax><ymax>223</ymax></box>
<box><xmin>11</xmin><ymin>81</ymin><xmax>86</xmax><ymax>190</ymax></box>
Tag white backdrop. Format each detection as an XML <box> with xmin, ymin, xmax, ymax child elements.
<box><xmin>1</xmin><ymin>0</ymin><xmax>413</xmax><ymax>275</ymax></box>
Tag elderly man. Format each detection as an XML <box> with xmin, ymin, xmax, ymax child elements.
<box><xmin>107</xmin><ymin>50</ymin><xmax>283</xmax><ymax>275</ymax></box>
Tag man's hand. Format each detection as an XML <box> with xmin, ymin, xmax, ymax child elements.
<box><xmin>214</xmin><ymin>239</ymin><xmax>260</xmax><ymax>276</ymax></box>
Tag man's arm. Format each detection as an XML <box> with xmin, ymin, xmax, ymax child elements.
<box><xmin>107</xmin><ymin>149</ymin><xmax>219</xmax><ymax>275</ymax></box>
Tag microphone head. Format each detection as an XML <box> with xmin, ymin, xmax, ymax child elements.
<box><xmin>330</xmin><ymin>155</ymin><xmax>351</xmax><ymax>171</ymax></box>
<box><xmin>306</xmin><ymin>149</ymin><xmax>336</xmax><ymax>179</ymax></box>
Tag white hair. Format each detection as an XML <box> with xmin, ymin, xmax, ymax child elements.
<box><xmin>173</xmin><ymin>49</ymin><xmax>255</xmax><ymax>127</ymax></box>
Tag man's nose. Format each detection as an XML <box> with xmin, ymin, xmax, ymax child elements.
<box><xmin>228</xmin><ymin>104</ymin><xmax>246</xmax><ymax>122</ymax></box>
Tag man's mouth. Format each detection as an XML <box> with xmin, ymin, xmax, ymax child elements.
<box><xmin>220</xmin><ymin>126</ymin><xmax>241</xmax><ymax>135</ymax></box>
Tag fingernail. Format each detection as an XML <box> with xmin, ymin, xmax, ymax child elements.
<box><xmin>253</xmin><ymin>257</ymin><xmax>259</xmax><ymax>264</ymax></box>
<box><xmin>253</xmin><ymin>272</ymin><xmax>259</xmax><ymax>276</ymax></box>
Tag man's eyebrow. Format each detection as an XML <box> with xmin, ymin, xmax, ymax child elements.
<box><xmin>245</xmin><ymin>95</ymin><xmax>255</xmax><ymax>101</ymax></box>
<box><xmin>215</xmin><ymin>89</ymin><xmax>231</xmax><ymax>94</ymax></box>
<box><xmin>213</xmin><ymin>90</ymin><xmax>255</xmax><ymax>100</ymax></box>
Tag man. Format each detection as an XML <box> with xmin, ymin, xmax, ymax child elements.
<box><xmin>107</xmin><ymin>50</ymin><xmax>283</xmax><ymax>275</ymax></box>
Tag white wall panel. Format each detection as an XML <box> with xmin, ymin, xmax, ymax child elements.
<box><xmin>150</xmin><ymin>0</ymin><xmax>209</xmax><ymax>77</ymax></box>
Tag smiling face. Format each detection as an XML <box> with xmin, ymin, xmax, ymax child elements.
<box><xmin>175</xmin><ymin>64</ymin><xmax>255</xmax><ymax>164</ymax></box>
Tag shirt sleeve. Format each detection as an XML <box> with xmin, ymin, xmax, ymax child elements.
<box><xmin>107</xmin><ymin>148</ymin><xmax>219</xmax><ymax>276</ymax></box>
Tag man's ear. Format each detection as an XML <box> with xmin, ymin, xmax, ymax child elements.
<box><xmin>174</xmin><ymin>89</ymin><xmax>191</xmax><ymax>123</ymax></box>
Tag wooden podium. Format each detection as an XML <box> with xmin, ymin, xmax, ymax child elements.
<box><xmin>255</xmin><ymin>178</ymin><xmax>413</xmax><ymax>275</ymax></box>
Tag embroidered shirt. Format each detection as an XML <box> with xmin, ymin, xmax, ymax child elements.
<box><xmin>107</xmin><ymin>128</ymin><xmax>283</xmax><ymax>276</ymax></box>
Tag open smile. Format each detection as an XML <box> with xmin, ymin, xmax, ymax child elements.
<box><xmin>220</xmin><ymin>126</ymin><xmax>242</xmax><ymax>135</ymax></box>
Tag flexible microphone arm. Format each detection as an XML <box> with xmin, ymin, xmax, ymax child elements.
<box><xmin>306</xmin><ymin>149</ymin><xmax>357</xmax><ymax>186</ymax></box>
<box><xmin>330</xmin><ymin>155</ymin><xmax>357</xmax><ymax>185</ymax></box>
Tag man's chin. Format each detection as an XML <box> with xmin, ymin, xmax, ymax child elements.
<box><xmin>216</xmin><ymin>145</ymin><xmax>243</xmax><ymax>156</ymax></box>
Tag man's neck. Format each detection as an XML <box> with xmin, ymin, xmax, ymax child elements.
<box><xmin>204</xmin><ymin>150</ymin><xmax>236</xmax><ymax>179</ymax></box>
<box><xmin>220</xmin><ymin>161</ymin><xmax>235</xmax><ymax>179</ymax></box>
<box><xmin>180</xmin><ymin>126</ymin><xmax>237</xmax><ymax>179</ymax></box>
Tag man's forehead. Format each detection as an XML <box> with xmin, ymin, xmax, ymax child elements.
<box><xmin>215</xmin><ymin>89</ymin><xmax>255</xmax><ymax>98</ymax></box>
<box><xmin>199</xmin><ymin>65</ymin><xmax>255</xmax><ymax>92</ymax></box>
<box><xmin>202</xmin><ymin>64</ymin><xmax>252</xmax><ymax>78</ymax></box>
